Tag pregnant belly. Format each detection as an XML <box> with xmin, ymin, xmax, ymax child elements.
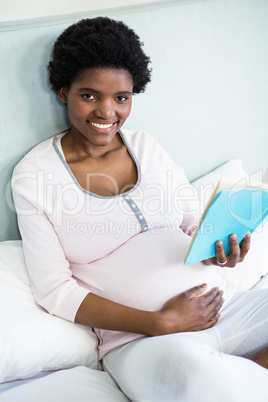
<box><xmin>72</xmin><ymin>227</ymin><xmax>235</xmax><ymax>359</ymax></box>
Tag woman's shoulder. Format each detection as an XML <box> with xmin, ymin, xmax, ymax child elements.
<box><xmin>121</xmin><ymin>128</ymin><xmax>181</xmax><ymax>168</ymax></box>
<box><xmin>121</xmin><ymin>128</ymin><xmax>163</xmax><ymax>150</ymax></box>
<box><xmin>13</xmin><ymin>132</ymin><xmax>65</xmax><ymax>174</ymax></box>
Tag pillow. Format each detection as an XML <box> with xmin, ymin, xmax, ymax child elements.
<box><xmin>0</xmin><ymin>366</ymin><xmax>130</xmax><ymax>402</ymax></box>
<box><xmin>191</xmin><ymin>159</ymin><xmax>268</xmax><ymax>291</ymax></box>
<box><xmin>191</xmin><ymin>159</ymin><xmax>249</xmax><ymax>215</ymax></box>
<box><xmin>0</xmin><ymin>241</ymin><xmax>100</xmax><ymax>384</ymax></box>
<box><xmin>264</xmin><ymin>167</ymin><xmax>268</xmax><ymax>184</ymax></box>
<box><xmin>218</xmin><ymin>222</ymin><xmax>268</xmax><ymax>292</ymax></box>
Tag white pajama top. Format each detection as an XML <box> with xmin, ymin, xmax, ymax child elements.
<box><xmin>12</xmin><ymin>129</ymin><xmax>226</xmax><ymax>359</ymax></box>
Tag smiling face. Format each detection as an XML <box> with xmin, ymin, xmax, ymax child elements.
<box><xmin>58</xmin><ymin>67</ymin><xmax>133</xmax><ymax>151</ymax></box>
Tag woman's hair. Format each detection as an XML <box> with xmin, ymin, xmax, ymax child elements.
<box><xmin>48</xmin><ymin>17</ymin><xmax>151</xmax><ymax>94</ymax></box>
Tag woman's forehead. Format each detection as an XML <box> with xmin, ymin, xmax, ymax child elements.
<box><xmin>71</xmin><ymin>67</ymin><xmax>134</xmax><ymax>92</ymax></box>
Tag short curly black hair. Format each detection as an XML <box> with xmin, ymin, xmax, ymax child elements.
<box><xmin>48</xmin><ymin>17</ymin><xmax>151</xmax><ymax>94</ymax></box>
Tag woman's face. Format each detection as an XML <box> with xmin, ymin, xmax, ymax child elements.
<box><xmin>58</xmin><ymin>67</ymin><xmax>133</xmax><ymax>148</ymax></box>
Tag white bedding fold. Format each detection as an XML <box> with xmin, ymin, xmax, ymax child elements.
<box><xmin>0</xmin><ymin>367</ymin><xmax>130</xmax><ymax>402</ymax></box>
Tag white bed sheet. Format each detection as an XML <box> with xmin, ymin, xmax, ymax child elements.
<box><xmin>0</xmin><ymin>366</ymin><xmax>130</xmax><ymax>401</ymax></box>
<box><xmin>0</xmin><ymin>372</ymin><xmax>54</xmax><ymax>394</ymax></box>
<box><xmin>1</xmin><ymin>271</ymin><xmax>267</xmax><ymax>401</ymax></box>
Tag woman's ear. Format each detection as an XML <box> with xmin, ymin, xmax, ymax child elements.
<box><xmin>58</xmin><ymin>87</ymin><xmax>68</xmax><ymax>105</ymax></box>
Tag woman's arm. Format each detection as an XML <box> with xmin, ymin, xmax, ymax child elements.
<box><xmin>12</xmin><ymin>160</ymin><xmax>223</xmax><ymax>334</ymax></box>
<box><xmin>75</xmin><ymin>283</ymin><xmax>224</xmax><ymax>336</ymax></box>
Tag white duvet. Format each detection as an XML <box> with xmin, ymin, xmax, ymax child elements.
<box><xmin>0</xmin><ymin>366</ymin><xmax>130</xmax><ymax>402</ymax></box>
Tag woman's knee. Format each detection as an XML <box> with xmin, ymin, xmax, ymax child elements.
<box><xmin>104</xmin><ymin>334</ymin><xmax>213</xmax><ymax>401</ymax></box>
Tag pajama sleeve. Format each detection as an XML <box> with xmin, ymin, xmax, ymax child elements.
<box><xmin>11</xmin><ymin>164</ymin><xmax>90</xmax><ymax>322</ymax></box>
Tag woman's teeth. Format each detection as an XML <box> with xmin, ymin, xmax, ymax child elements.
<box><xmin>89</xmin><ymin>122</ymin><xmax>114</xmax><ymax>129</ymax></box>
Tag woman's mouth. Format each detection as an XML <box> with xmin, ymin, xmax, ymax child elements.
<box><xmin>88</xmin><ymin>121</ymin><xmax>117</xmax><ymax>130</ymax></box>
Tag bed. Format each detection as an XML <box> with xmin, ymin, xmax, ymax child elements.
<box><xmin>1</xmin><ymin>0</ymin><xmax>268</xmax><ymax>400</ymax></box>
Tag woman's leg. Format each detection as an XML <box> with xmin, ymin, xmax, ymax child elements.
<box><xmin>103</xmin><ymin>289</ymin><xmax>268</xmax><ymax>402</ymax></box>
<box><xmin>248</xmin><ymin>346</ymin><xmax>268</xmax><ymax>368</ymax></box>
<box><xmin>216</xmin><ymin>289</ymin><xmax>268</xmax><ymax>358</ymax></box>
<box><xmin>103</xmin><ymin>331</ymin><xmax>267</xmax><ymax>402</ymax></box>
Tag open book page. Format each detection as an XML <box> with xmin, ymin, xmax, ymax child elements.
<box><xmin>184</xmin><ymin>176</ymin><xmax>268</xmax><ymax>265</ymax></box>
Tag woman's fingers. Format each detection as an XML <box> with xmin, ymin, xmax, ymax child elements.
<box><xmin>201</xmin><ymin>287</ymin><xmax>224</xmax><ymax>311</ymax></box>
<box><xmin>239</xmin><ymin>232</ymin><xmax>251</xmax><ymax>261</ymax></box>
<box><xmin>203</xmin><ymin>232</ymin><xmax>251</xmax><ymax>268</ymax></box>
<box><xmin>194</xmin><ymin>287</ymin><xmax>224</xmax><ymax>326</ymax></box>
<box><xmin>216</xmin><ymin>235</ymin><xmax>240</xmax><ymax>266</ymax></box>
<box><xmin>159</xmin><ymin>285</ymin><xmax>225</xmax><ymax>333</ymax></box>
<box><xmin>197</xmin><ymin>286</ymin><xmax>222</xmax><ymax>304</ymax></box>
<box><xmin>215</xmin><ymin>241</ymin><xmax>228</xmax><ymax>265</ymax></box>
<box><xmin>214</xmin><ymin>232</ymin><xmax>251</xmax><ymax>268</ymax></box>
<box><xmin>206</xmin><ymin>293</ymin><xmax>224</xmax><ymax>320</ymax></box>
<box><xmin>203</xmin><ymin>313</ymin><xmax>221</xmax><ymax>329</ymax></box>
<box><xmin>187</xmin><ymin>283</ymin><xmax>208</xmax><ymax>299</ymax></box>
<box><xmin>226</xmin><ymin>234</ymin><xmax>240</xmax><ymax>267</ymax></box>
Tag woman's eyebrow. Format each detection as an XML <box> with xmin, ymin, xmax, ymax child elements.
<box><xmin>78</xmin><ymin>88</ymin><xmax>132</xmax><ymax>95</ymax></box>
<box><xmin>78</xmin><ymin>87</ymin><xmax>100</xmax><ymax>93</ymax></box>
<box><xmin>115</xmin><ymin>91</ymin><xmax>133</xmax><ymax>95</ymax></box>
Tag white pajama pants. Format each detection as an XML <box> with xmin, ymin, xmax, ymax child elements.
<box><xmin>103</xmin><ymin>289</ymin><xmax>268</xmax><ymax>402</ymax></box>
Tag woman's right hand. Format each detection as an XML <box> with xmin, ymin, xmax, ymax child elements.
<box><xmin>75</xmin><ymin>283</ymin><xmax>224</xmax><ymax>337</ymax></box>
<box><xmin>156</xmin><ymin>284</ymin><xmax>224</xmax><ymax>335</ymax></box>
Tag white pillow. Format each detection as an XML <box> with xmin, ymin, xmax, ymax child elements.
<box><xmin>219</xmin><ymin>223</ymin><xmax>268</xmax><ymax>292</ymax></box>
<box><xmin>0</xmin><ymin>241</ymin><xmax>99</xmax><ymax>384</ymax></box>
<box><xmin>264</xmin><ymin>167</ymin><xmax>268</xmax><ymax>184</ymax></box>
<box><xmin>191</xmin><ymin>159</ymin><xmax>268</xmax><ymax>291</ymax></box>
<box><xmin>0</xmin><ymin>366</ymin><xmax>130</xmax><ymax>402</ymax></box>
<box><xmin>191</xmin><ymin>159</ymin><xmax>249</xmax><ymax>214</ymax></box>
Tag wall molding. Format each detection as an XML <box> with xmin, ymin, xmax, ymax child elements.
<box><xmin>0</xmin><ymin>0</ymin><xmax>213</xmax><ymax>31</ymax></box>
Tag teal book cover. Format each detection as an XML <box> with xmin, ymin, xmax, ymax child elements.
<box><xmin>184</xmin><ymin>179</ymin><xmax>268</xmax><ymax>265</ymax></box>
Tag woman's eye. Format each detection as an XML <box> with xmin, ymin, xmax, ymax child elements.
<box><xmin>83</xmin><ymin>94</ymin><xmax>94</xmax><ymax>100</ymax></box>
<box><xmin>117</xmin><ymin>96</ymin><xmax>128</xmax><ymax>102</ymax></box>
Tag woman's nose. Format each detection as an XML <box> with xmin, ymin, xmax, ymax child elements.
<box><xmin>94</xmin><ymin>100</ymin><xmax>115</xmax><ymax>119</ymax></box>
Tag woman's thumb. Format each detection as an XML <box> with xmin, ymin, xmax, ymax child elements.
<box><xmin>188</xmin><ymin>283</ymin><xmax>207</xmax><ymax>299</ymax></box>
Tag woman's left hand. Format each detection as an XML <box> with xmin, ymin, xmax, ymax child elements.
<box><xmin>203</xmin><ymin>232</ymin><xmax>251</xmax><ymax>268</ymax></box>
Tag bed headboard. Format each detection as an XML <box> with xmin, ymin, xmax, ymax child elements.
<box><xmin>1</xmin><ymin>0</ymin><xmax>268</xmax><ymax>241</ymax></box>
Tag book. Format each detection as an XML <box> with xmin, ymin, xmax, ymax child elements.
<box><xmin>184</xmin><ymin>176</ymin><xmax>268</xmax><ymax>265</ymax></box>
